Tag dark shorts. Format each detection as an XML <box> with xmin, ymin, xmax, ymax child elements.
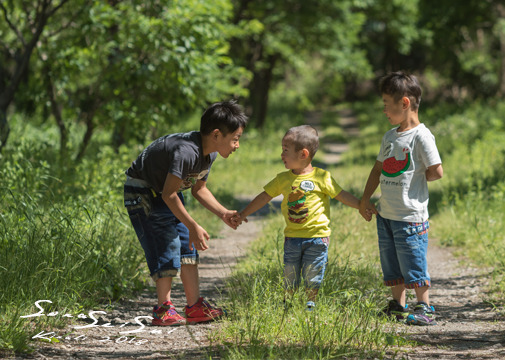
<box><xmin>124</xmin><ymin>180</ymin><xmax>198</xmax><ymax>281</ymax></box>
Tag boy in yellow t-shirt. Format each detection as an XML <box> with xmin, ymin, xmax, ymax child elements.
<box><xmin>232</xmin><ymin>125</ymin><xmax>361</xmax><ymax>310</ymax></box>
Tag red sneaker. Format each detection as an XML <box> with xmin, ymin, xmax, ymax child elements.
<box><xmin>184</xmin><ymin>297</ymin><xmax>224</xmax><ymax>324</ymax></box>
<box><xmin>152</xmin><ymin>301</ymin><xmax>186</xmax><ymax>326</ymax></box>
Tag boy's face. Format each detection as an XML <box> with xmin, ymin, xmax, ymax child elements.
<box><xmin>281</xmin><ymin>138</ymin><xmax>304</xmax><ymax>169</ymax></box>
<box><xmin>382</xmin><ymin>94</ymin><xmax>406</xmax><ymax>126</ymax></box>
<box><xmin>216</xmin><ymin>127</ymin><xmax>243</xmax><ymax>158</ymax></box>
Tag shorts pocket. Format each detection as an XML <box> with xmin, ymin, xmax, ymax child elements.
<box><xmin>124</xmin><ymin>191</ymin><xmax>153</xmax><ymax>217</ymax></box>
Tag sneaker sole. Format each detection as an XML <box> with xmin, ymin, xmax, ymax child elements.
<box><xmin>152</xmin><ymin>319</ymin><xmax>186</xmax><ymax>326</ymax></box>
<box><xmin>406</xmin><ymin>314</ymin><xmax>436</xmax><ymax>326</ymax></box>
<box><xmin>185</xmin><ymin>314</ymin><xmax>223</xmax><ymax>324</ymax></box>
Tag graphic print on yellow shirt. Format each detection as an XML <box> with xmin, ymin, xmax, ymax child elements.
<box><xmin>287</xmin><ymin>178</ymin><xmax>317</xmax><ymax>223</ymax></box>
<box><xmin>263</xmin><ymin>168</ymin><xmax>342</xmax><ymax>238</ymax></box>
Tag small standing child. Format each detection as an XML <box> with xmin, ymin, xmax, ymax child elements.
<box><xmin>124</xmin><ymin>100</ymin><xmax>248</xmax><ymax>326</ymax></box>
<box><xmin>359</xmin><ymin>71</ymin><xmax>443</xmax><ymax>326</ymax></box>
<box><xmin>233</xmin><ymin>125</ymin><xmax>361</xmax><ymax>310</ymax></box>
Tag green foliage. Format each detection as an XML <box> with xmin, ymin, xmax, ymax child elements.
<box><xmin>418</xmin><ymin>0</ymin><xmax>504</xmax><ymax>98</ymax></box>
<box><xmin>432</xmin><ymin>128</ymin><xmax>505</xmax><ymax>257</ymax></box>
<box><xmin>4</xmin><ymin>0</ymin><xmax>250</xmax><ymax>157</ymax></box>
<box><xmin>0</xmin><ymin>124</ymin><xmax>146</xmax><ymax>352</ymax></box>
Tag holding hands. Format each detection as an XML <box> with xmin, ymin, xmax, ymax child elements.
<box><xmin>230</xmin><ymin>213</ymin><xmax>247</xmax><ymax>228</ymax></box>
<box><xmin>359</xmin><ymin>198</ymin><xmax>378</xmax><ymax>222</ymax></box>
<box><xmin>222</xmin><ymin>210</ymin><xmax>248</xmax><ymax>230</ymax></box>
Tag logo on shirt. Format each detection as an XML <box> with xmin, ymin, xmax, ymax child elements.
<box><xmin>300</xmin><ymin>180</ymin><xmax>315</xmax><ymax>191</ymax></box>
<box><xmin>382</xmin><ymin>147</ymin><xmax>411</xmax><ymax>178</ymax></box>
<box><xmin>180</xmin><ymin>170</ymin><xmax>210</xmax><ymax>191</ymax></box>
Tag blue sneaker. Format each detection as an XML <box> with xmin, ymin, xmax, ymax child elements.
<box><xmin>406</xmin><ymin>302</ymin><xmax>436</xmax><ymax>326</ymax></box>
<box><xmin>306</xmin><ymin>301</ymin><xmax>316</xmax><ymax>312</ymax></box>
<box><xmin>381</xmin><ymin>299</ymin><xmax>409</xmax><ymax>322</ymax></box>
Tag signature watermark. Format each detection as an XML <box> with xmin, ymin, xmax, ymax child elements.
<box><xmin>21</xmin><ymin>300</ymin><xmax>180</xmax><ymax>346</ymax></box>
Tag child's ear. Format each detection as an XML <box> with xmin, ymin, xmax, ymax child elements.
<box><xmin>211</xmin><ymin>129</ymin><xmax>221</xmax><ymax>139</ymax></box>
<box><xmin>300</xmin><ymin>149</ymin><xmax>310</xmax><ymax>159</ymax></box>
<box><xmin>402</xmin><ymin>96</ymin><xmax>411</xmax><ymax>109</ymax></box>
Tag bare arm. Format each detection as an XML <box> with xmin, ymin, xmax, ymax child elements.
<box><xmin>236</xmin><ymin>191</ymin><xmax>273</xmax><ymax>222</ymax></box>
<box><xmin>426</xmin><ymin>163</ymin><xmax>443</xmax><ymax>181</ymax></box>
<box><xmin>191</xmin><ymin>179</ymin><xmax>239</xmax><ymax>229</ymax></box>
<box><xmin>335</xmin><ymin>190</ymin><xmax>360</xmax><ymax>209</ymax></box>
<box><xmin>162</xmin><ymin>173</ymin><xmax>209</xmax><ymax>251</ymax></box>
<box><xmin>359</xmin><ymin>160</ymin><xmax>382</xmax><ymax>221</ymax></box>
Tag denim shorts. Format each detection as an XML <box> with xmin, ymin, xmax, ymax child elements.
<box><xmin>376</xmin><ymin>214</ymin><xmax>430</xmax><ymax>289</ymax></box>
<box><xmin>283</xmin><ymin>237</ymin><xmax>329</xmax><ymax>290</ymax></box>
<box><xmin>124</xmin><ymin>180</ymin><xmax>198</xmax><ymax>282</ymax></box>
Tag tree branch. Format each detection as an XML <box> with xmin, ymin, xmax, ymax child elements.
<box><xmin>0</xmin><ymin>2</ymin><xmax>26</xmax><ymax>47</ymax></box>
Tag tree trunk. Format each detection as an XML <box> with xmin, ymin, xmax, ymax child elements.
<box><xmin>496</xmin><ymin>4</ymin><xmax>505</xmax><ymax>97</ymax></box>
<box><xmin>43</xmin><ymin>64</ymin><xmax>69</xmax><ymax>161</ymax></box>
<box><xmin>0</xmin><ymin>109</ymin><xmax>8</xmax><ymax>151</ymax></box>
<box><xmin>249</xmin><ymin>54</ymin><xmax>278</xmax><ymax>128</ymax></box>
<box><xmin>75</xmin><ymin>108</ymin><xmax>96</xmax><ymax>163</ymax></box>
<box><xmin>0</xmin><ymin>0</ymin><xmax>70</xmax><ymax>152</ymax></box>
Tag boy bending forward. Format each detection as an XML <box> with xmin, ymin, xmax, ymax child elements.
<box><xmin>124</xmin><ymin>100</ymin><xmax>248</xmax><ymax>326</ymax></box>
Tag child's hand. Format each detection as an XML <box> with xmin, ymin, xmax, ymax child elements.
<box><xmin>232</xmin><ymin>213</ymin><xmax>247</xmax><ymax>227</ymax></box>
<box><xmin>359</xmin><ymin>199</ymin><xmax>377</xmax><ymax>222</ymax></box>
<box><xmin>223</xmin><ymin>211</ymin><xmax>247</xmax><ymax>229</ymax></box>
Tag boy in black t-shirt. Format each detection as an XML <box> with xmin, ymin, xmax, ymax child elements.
<box><xmin>124</xmin><ymin>100</ymin><xmax>248</xmax><ymax>325</ymax></box>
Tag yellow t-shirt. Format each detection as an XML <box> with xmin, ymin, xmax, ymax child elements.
<box><xmin>264</xmin><ymin>167</ymin><xmax>342</xmax><ymax>238</ymax></box>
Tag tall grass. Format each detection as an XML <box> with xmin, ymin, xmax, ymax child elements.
<box><xmin>0</xmin><ymin>121</ymin><xmax>146</xmax><ymax>353</ymax></box>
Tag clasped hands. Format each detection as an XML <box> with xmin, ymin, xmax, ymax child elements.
<box><xmin>222</xmin><ymin>211</ymin><xmax>247</xmax><ymax>230</ymax></box>
<box><xmin>359</xmin><ymin>199</ymin><xmax>378</xmax><ymax>222</ymax></box>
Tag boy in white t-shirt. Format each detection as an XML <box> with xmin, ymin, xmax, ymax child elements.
<box><xmin>359</xmin><ymin>71</ymin><xmax>443</xmax><ymax>326</ymax></box>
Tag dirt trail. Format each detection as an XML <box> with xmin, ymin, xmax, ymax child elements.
<box><xmin>395</xmin><ymin>241</ymin><xmax>505</xmax><ymax>359</ymax></box>
<box><xmin>14</xmin><ymin>110</ymin><xmax>505</xmax><ymax>359</ymax></box>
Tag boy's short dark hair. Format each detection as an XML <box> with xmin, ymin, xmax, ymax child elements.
<box><xmin>379</xmin><ymin>71</ymin><xmax>422</xmax><ymax>111</ymax></box>
<box><xmin>200</xmin><ymin>100</ymin><xmax>248</xmax><ymax>136</ymax></box>
<box><xmin>284</xmin><ymin>125</ymin><xmax>319</xmax><ymax>159</ymax></box>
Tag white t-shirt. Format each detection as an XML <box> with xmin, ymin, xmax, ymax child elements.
<box><xmin>377</xmin><ymin>123</ymin><xmax>442</xmax><ymax>222</ymax></box>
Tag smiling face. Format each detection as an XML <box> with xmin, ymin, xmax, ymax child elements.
<box><xmin>216</xmin><ymin>127</ymin><xmax>243</xmax><ymax>158</ymax></box>
<box><xmin>382</xmin><ymin>94</ymin><xmax>406</xmax><ymax>127</ymax></box>
<box><xmin>281</xmin><ymin>138</ymin><xmax>304</xmax><ymax>169</ymax></box>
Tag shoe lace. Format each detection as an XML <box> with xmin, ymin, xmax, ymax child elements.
<box><xmin>201</xmin><ymin>298</ymin><xmax>217</xmax><ymax>309</ymax></box>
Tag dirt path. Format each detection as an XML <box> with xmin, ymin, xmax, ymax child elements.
<box><xmin>14</xmin><ymin>110</ymin><xmax>505</xmax><ymax>359</ymax></box>
<box><xmin>395</xmin><ymin>240</ymin><xmax>505</xmax><ymax>359</ymax></box>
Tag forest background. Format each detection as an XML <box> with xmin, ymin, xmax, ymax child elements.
<box><xmin>1</xmin><ymin>0</ymin><xmax>505</xmax><ymax>358</ymax></box>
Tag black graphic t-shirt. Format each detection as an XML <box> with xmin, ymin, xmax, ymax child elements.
<box><xmin>125</xmin><ymin>131</ymin><xmax>217</xmax><ymax>193</ymax></box>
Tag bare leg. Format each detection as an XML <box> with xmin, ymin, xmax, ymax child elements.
<box><xmin>414</xmin><ymin>285</ymin><xmax>430</xmax><ymax>305</ymax></box>
<box><xmin>155</xmin><ymin>277</ymin><xmax>173</xmax><ymax>306</ymax></box>
<box><xmin>391</xmin><ymin>284</ymin><xmax>407</xmax><ymax>307</ymax></box>
<box><xmin>180</xmin><ymin>264</ymin><xmax>200</xmax><ymax>306</ymax></box>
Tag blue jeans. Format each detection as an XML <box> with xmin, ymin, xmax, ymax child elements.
<box><xmin>377</xmin><ymin>214</ymin><xmax>430</xmax><ymax>289</ymax></box>
<box><xmin>124</xmin><ymin>183</ymin><xmax>198</xmax><ymax>282</ymax></box>
<box><xmin>283</xmin><ymin>237</ymin><xmax>329</xmax><ymax>290</ymax></box>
